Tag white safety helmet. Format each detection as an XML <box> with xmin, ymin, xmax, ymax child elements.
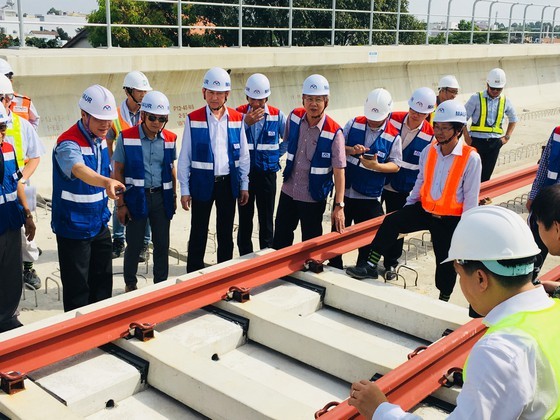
<box><xmin>487</xmin><ymin>68</ymin><xmax>506</xmax><ymax>88</ymax></box>
<box><xmin>0</xmin><ymin>58</ymin><xmax>13</xmax><ymax>76</ymax></box>
<box><xmin>444</xmin><ymin>206</ymin><xmax>540</xmax><ymax>265</ymax></box>
<box><xmin>438</xmin><ymin>75</ymin><xmax>460</xmax><ymax>90</ymax></box>
<box><xmin>78</xmin><ymin>84</ymin><xmax>118</xmax><ymax>121</ymax></box>
<box><xmin>433</xmin><ymin>100</ymin><xmax>467</xmax><ymax>124</ymax></box>
<box><xmin>141</xmin><ymin>91</ymin><xmax>170</xmax><ymax>115</ymax></box>
<box><xmin>364</xmin><ymin>88</ymin><xmax>393</xmax><ymax>121</ymax></box>
<box><xmin>0</xmin><ymin>74</ymin><xmax>13</xmax><ymax>94</ymax></box>
<box><xmin>245</xmin><ymin>73</ymin><xmax>271</xmax><ymax>100</ymax></box>
<box><xmin>302</xmin><ymin>74</ymin><xmax>330</xmax><ymax>96</ymax></box>
<box><xmin>123</xmin><ymin>70</ymin><xmax>152</xmax><ymax>91</ymax></box>
<box><xmin>202</xmin><ymin>67</ymin><xmax>231</xmax><ymax>92</ymax></box>
<box><xmin>408</xmin><ymin>87</ymin><xmax>436</xmax><ymax>114</ymax></box>
<box><xmin>0</xmin><ymin>110</ymin><xmax>9</xmax><ymax>124</ymax></box>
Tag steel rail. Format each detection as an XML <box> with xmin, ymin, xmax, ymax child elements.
<box><xmin>318</xmin><ymin>318</ymin><xmax>487</xmax><ymax>419</ymax></box>
<box><xmin>0</xmin><ymin>165</ymin><xmax>538</xmax><ymax>376</ymax></box>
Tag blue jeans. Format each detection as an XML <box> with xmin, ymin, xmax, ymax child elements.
<box><xmin>112</xmin><ymin>202</ymin><xmax>151</xmax><ymax>244</ymax></box>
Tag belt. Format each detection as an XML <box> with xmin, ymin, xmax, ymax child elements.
<box><xmin>214</xmin><ymin>175</ymin><xmax>230</xmax><ymax>183</ymax></box>
<box><xmin>145</xmin><ymin>186</ymin><xmax>162</xmax><ymax>193</ymax></box>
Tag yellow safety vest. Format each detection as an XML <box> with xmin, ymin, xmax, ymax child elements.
<box><xmin>470</xmin><ymin>91</ymin><xmax>506</xmax><ymax>135</ymax></box>
<box><xmin>6</xmin><ymin>113</ymin><xmax>24</xmax><ymax>167</ymax></box>
<box><xmin>464</xmin><ymin>299</ymin><xmax>560</xmax><ymax>419</ymax></box>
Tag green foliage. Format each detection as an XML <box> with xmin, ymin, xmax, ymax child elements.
<box><xmin>47</xmin><ymin>7</ymin><xmax>62</xmax><ymax>15</ymax></box>
<box><xmin>0</xmin><ymin>34</ymin><xmax>18</xmax><ymax>49</ymax></box>
<box><xmin>429</xmin><ymin>19</ymin><xmax>508</xmax><ymax>45</ymax></box>
<box><xmin>25</xmin><ymin>37</ymin><xmax>60</xmax><ymax>48</ymax></box>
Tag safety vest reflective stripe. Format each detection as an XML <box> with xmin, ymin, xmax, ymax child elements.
<box><xmin>123</xmin><ymin>138</ymin><xmax>141</xmax><ymax>146</ymax></box>
<box><xmin>124</xmin><ymin>177</ymin><xmax>145</xmax><ymax>187</ymax></box>
<box><xmin>61</xmin><ymin>190</ymin><xmax>106</xmax><ymax>203</ymax></box>
<box><xmin>112</xmin><ymin>108</ymin><xmax>133</xmax><ymax>138</ymax></box>
<box><xmin>163</xmin><ymin>181</ymin><xmax>173</xmax><ymax>190</ymax></box>
<box><xmin>2</xmin><ymin>150</ymin><xmax>15</xmax><ymax>161</ymax></box>
<box><xmin>310</xmin><ymin>166</ymin><xmax>332</xmax><ymax>175</ymax></box>
<box><xmin>470</xmin><ymin>91</ymin><xmax>506</xmax><ymax>135</ymax></box>
<box><xmin>420</xmin><ymin>143</ymin><xmax>474</xmax><ymax>216</ymax></box>
<box><xmin>399</xmin><ymin>161</ymin><xmax>419</xmax><ymax>171</ymax></box>
<box><xmin>545</xmin><ymin>128</ymin><xmax>560</xmax><ymax>184</ymax></box>
<box><xmin>0</xmin><ymin>191</ymin><xmax>17</xmax><ymax>205</ymax></box>
<box><xmin>190</xmin><ymin>121</ymin><xmax>208</xmax><ymax>129</ymax></box>
<box><xmin>6</xmin><ymin>113</ymin><xmax>24</xmax><ymax>167</ymax></box>
<box><xmin>246</xmin><ymin>143</ymin><xmax>280</xmax><ymax>151</ymax></box>
<box><xmin>192</xmin><ymin>161</ymin><xmax>213</xmax><ymax>170</ymax></box>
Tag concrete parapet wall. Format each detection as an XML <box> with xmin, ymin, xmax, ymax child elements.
<box><xmin>2</xmin><ymin>44</ymin><xmax>560</xmax><ymax>139</ymax></box>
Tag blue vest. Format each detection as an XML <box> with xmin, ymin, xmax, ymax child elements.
<box><xmin>52</xmin><ymin>123</ymin><xmax>111</xmax><ymax>240</ymax></box>
<box><xmin>386</xmin><ymin>112</ymin><xmax>434</xmax><ymax>193</ymax></box>
<box><xmin>188</xmin><ymin>107</ymin><xmax>243</xmax><ymax>201</ymax></box>
<box><xmin>283</xmin><ymin>108</ymin><xmax>342</xmax><ymax>202</ymax></box>
<box><xmin>236</xmin><ymin>104</ymin><xmax>282</xmax><ymax>173</ymax></box>
<box><xmin>345</xmin><ymin>116</ymin><xmax>399</xmax><ymax>198</ymax></box>
<box><xmin>545</xmin><ymin>126</ymin><xmax>560</xmax><ymax>187</ymax></box>
<box><xmin>0</xmin><ymin>141</ymin><xmax>24</xmax><ymax>236</ymax></box>
<box><xmin>121</xmin><ymin>125</ymin><xmax>177</xmax><ymax>220</ymax></box>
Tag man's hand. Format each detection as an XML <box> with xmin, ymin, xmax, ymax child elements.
<box><xmin>244</xmin><ymin>108</ymin><xmax>265</xmax><ymax>126</ymax></box>
<box><xmin>332</xmin><ymin>206</ymin><xmax>345</xmax><ymax>233</ymax></box>
<box><xmin>239</xmin><ymin>190</ymin><xmax>249</xmax><ymax>206</ymax></box>
<box><xmin>117</xmin><ymin>205</ymin><xmax>131</xmax><ymax>226</ymax></box>
<box><xmin>348</xmin><ymin>380</ymin><xmax>388</xmax><ymax>420</ymax></box>
<box><xmin>181</xmin><ymin>195</ymin><xmax>192</xmax><ymax>211</ymax></box>
<box><xmin>24</xmin><ymin>215</ymin><xmax>36</xmax><ymax>241</ymax></box>
<box><xmin>359</xmin><ymin>154</ymin><xmax>381</xmax><ymax>171</ymax></box>
<box><xmin>352</xmin><ymin>144</ymin><xmax>369</xmax><ymax>155</ymax></box>
<box><xmin>105</xmin><ymin>178</ymin><xmax>125</xmax><ymax>200</ymax></box>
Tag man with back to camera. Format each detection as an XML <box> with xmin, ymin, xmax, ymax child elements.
<box><xmin>329</xmin><ymin>88</ymin><xmax>401</xmax><ymax>271</ymax></box>
<box><xmin>464</xmin><ymin>68</ymin><xmax>517</xmax><ymax>182</ymax></box>
<box><xmin>236</xmin><ymin>73</ymin><xmax>286</xmax><ymax>255</ymax></box>
<box><xmin>177</xmin><ymin>67</ymin><xmax>250</xmax><ymax>273</ymax></box>
<box><xmin>272</xmin><ymin>74</ymin><xmax>346</xmax><ymax>249</ymax></box>
<box><xmin>349</xmin><ymin>205</ymin><xmax>560</xmax><ymax>419</ymax></box>
<box><xmin>52</xmin><ymin>85</ymin><xmax>124</xmax><ymax>311</ymax></box>
<box><xmin>108</xmin><ymin>71</ymin><xmax>153</xmax><ymax>261</ymax></box>
<box><xmin>346</xmin><ymin>101</ymin><xmax>481</xmax><ymax>303</ymax></box>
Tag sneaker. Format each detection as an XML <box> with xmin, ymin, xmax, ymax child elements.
<box><xmin>138</xmin><ymin>244</ymin><xmax>149</xmax><ymax>263</ymax></box>
<box><xmin>112</xmin><ymin>239</ymin><xmax>125</xmax><ymax>259</ymax></box>
<box><xmin>23</xmin><ymin>269</ymin><xmax>41</xmax><ymax>290</ymax></box>
<box><xmin>125</xmin><ymin>284</ymin><xmax>138</xmax><ymax>293</ymax></box>
<box><xmin>384</xmin><ymin>266</ymin><xmax>398</xmax><ymax>281</ymax></box>
<box><xmin>346</xmin><ymin>264</ymin><xmax>378</xmax><ymax>279</ymax></box>
<box><xmin>439</xmin><ymin>292</ymin><xmax>451</xmax><ymax>302</ymax></box>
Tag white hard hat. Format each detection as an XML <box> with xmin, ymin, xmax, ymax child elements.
<box><xmin>438</xmin><ymin>75</ymin><xmax>460</xmax><ymax>90</ymax></box>
<box><xmin>245</xmin><ymin>73</ymin><xmax>271</xmax><ymax>99</ymax></box>
<box><xmin>0</xmin><ymin>58</ymin><xmax>13</xmax><ymax>76</ymax></box>
<box><xmin>141</xmin><ymin>91</ymin><xmax>170</xmax><ymax>115</ymax></box>
<box><xmin>202</xmin><ymin>67</ymin><xmax>231</xmax><ymax>92</ymax></box>
<box><xmin>0</xmin><ymin>74</ymin><xmax>13</xmax><ymax>94</ymax></box>
<box><xmin>0</xmin><ymin>110</ymin><xmax>9</xmax><ymax>124</ymax></box>
<box><xmin>487</xmin><ymin>68</ymin><xmax>506</xmax><ymax>88</ymax></box>
<box><xmin>123</xmin><ymin>70</ymin><xmax>152</xmax><ymax>91</ymax></box>
<box><xmin>302</xmin><ymin>74</ymin><xmax>330</xmax><ymax>96</ymax></box>
<box><xmin>78</xmin><ymin>84</ymin><xmax>118</xmax><ymax>121</ymax></box>
<box><xmin>364</xmin><ymin>88</ymin><xmax>393</xmax><ymax>121</ymax></box>
<box><xmin>444</xmin><ymin>206</ymin><xmax>540</xmax><ymax>265</ymax></box>
<box><xmin>408</xmin><ymin>87</ymin><xmax>436</xmax><ymax>114</ymax></box>
<box><xmin>433</xmin><ymin>100</ymin><xmax>467</xmax><ymax>124</ymax></box>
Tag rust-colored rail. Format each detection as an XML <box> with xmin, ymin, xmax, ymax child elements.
<box><xmin>0</xmin><ymin>165</ymin><xmax>538</xmax><ymax>379</ymax></box>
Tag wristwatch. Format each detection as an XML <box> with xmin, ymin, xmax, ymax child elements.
<box><xmin>334</xmin><ymin>202</ymin><xmax>345</xmax><ymax>208</ymax></box>
<box><xmin>504</xmin><ymin>135</ymin><xmax>510</xmax><ymax>140</ymax></box>
<box><xmin>19</xmin><ymin>178</ymin><xmax>27</xmax><ymax>185</ymax></box>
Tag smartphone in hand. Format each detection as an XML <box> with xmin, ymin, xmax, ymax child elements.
<box><xmin>362</xmin><ymin>153</ymin><xmax>376</xmax><ymax>160</ymax></box>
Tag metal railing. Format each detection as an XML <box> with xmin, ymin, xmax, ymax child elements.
<box><xmin>13</xmin><ymin>0</ymin><xmax>560</xmax><ymax>48</ymax></box>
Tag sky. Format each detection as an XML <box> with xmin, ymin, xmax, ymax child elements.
<box><xmin>17</xmin><ymin>0</ymin><xmax>560</xmax><ymax>23</ymax></box>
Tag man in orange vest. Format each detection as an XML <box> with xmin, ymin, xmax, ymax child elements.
<box><xmin>107</xmin><ymin>71</ymin><xmax>152</xmax><ymax>260</ymax></box>
<box><xmin>0</xmin><ymin>58</ymin><xmax>40</xmax><ymax>130</ymax></box>
<box><xmin>346</xmin><ymin>100</ymin><xmax>482</xmax><ymax>302</ymax></box>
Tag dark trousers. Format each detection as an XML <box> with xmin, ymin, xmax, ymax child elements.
<box><xmin>237</xmin><ymin>170</ymin><xmax>277</xmax><ymax>255</ymax></box>
<box><xmin>370</xmin><ymin>202</ymin><xmax>461</xmax><ymax>296</ymax></box>
<box><xmin>187</xmin><ymin>177</ymin><xmax>236</xmax><ymax>273</ymax></box>
<box><xmin>381</xmin><ymin>189</ymin><xmax>409</xmax><ymax>268</ymax></box>
<box><xmin>272</xmin><ymin>192</ymin><xmax>327</xmax><ymax>250</ymax></box>
<box><xmin>471</xmin><ymin>136</ymin><xmax>503</xmax><ymax>182</ymax></box>
<box><xmin>329</xmin><ymin>197</ymin><xmax>384</xmax><ymax>269</ymax></box>
<box><xmin>529</xmin><ymin>213</ymin><xmax>549</xmax><ymax>272</ymax></box>
<box><xmin>57</xmin><ymin>226</ymin><xmax>113</xmax><ymax>312</ymax></box>
<box><xmin>124</xmin><ymin>190</ymin><xmax>170</xmax><ymax>286</ymax></box>
<box><xmin>0</xmin><ymin>228</ymin><xmax>22</xmax><ymax>332</ymax></box>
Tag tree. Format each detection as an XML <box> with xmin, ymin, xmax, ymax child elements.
<box><xmin>430</xmin><ymin>20</ymin><xmax>507</xmax><ymax>45</ymax></box>
<box><xmin>25</xmin><ymin>37</ymin><xmax>60</xmax><ymax>48</ymax></box>
<box><xmin>47</xmin><ymin>7</ymin><xmax>62</xmax><ymax>15</ymax></box>
<box><xmin>0</xmin><ymin>34</ymin><xmax>17</xmax><ymax>49</ymax></box>
<box><xmin>57</xmin><ymin>27</ymin><xmax>70</xmax><ymax>41</ymax></box>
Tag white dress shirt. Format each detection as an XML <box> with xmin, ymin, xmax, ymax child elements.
<box><xmin>373</xmin><ymin>287</ymin><xmax>558</xmax><ymax>420</ymax></box>
<box><xmin>177</xmin><ymin>105</ymin><xmax>250</xmax><ymax>196</ymax></box>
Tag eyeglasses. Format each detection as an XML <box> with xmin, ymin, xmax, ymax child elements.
<box><xmin>455</xmin><ymin>259</ymin><xmax>470</xmax><ymax>265</ymax></box>
<box><xmin>445</xmin><ymin>88</ymin><xmax>459</xmax><ymax>95</ymax></box>
<box><xmin>0</xmin><ymin>93</ymin><xmax>13</xmax><ymax>102</ymax></box>
<box><xmin>488</xmin><ymin>86</ymin><xmax>503</xmax><ymax>92</ymax></box>
<box><xmin>433</xmin><ymin>124</ymin><xmax>454</xmax><ymax>132</ymax></box>
<box><xmin>0</xmin><ymin>123</ymin><xmax>7</xmax><ymax>130</ymax></box>
<box><xmin>146</xmin><ymin>114</ymin><xmax>168</xmax><ymax>123</ymax></box>
<box><xmin>4</xmin><ymin>72</ymin><xmax>12</xmax><ymax>80</ymax></box>
<box><xmin>303</xmin><ymin>96</ymin><xmax>326</xmax><ymax>104</ymax></box>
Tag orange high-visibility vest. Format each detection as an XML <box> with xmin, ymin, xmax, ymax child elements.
<box><xmin>10</xmin><ymin>93</ymin><xmax>31</xmax><ymax>121</ymax></box>
<box><xmin>420</xmin><ymin>142</ymin><xmax>475</xmax><ymax>216</ymax></box>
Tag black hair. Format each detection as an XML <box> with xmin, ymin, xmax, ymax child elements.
<box><xmin>459</xmin><ymin>256</ymin><xmax>536</xmax><ymax>289</ymax></box>
<box><xmin>531</xmin><ymin>184</ymin><xmax>560</xmax><ymax>230</ymax></box>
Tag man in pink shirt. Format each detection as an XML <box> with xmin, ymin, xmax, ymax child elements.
<box><xmin>272</xmin><ymin>74</ymin><xmax>346</xmax><ymax>249</ymax></box>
